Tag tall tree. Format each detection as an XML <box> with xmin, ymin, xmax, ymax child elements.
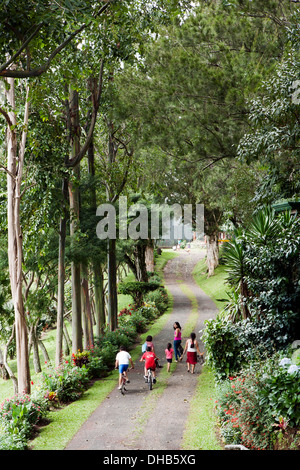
<box><xmin>2</xmin><ymin>77</ymin><xmax>31</xmax><ymax>393</ymax></box>
<box><xmin>114</xmin><ymin>0</ymin><xmax>295</xmax><ymax>274</ymax></box>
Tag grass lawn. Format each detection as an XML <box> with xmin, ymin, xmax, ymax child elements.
<box><xmin>192</xmin><ymin>257</ymin><xmax>230</xmax><ymax>310</ymax></box>
<box><xmin>182</xmin><ymin>365</ymin><xmax>222</xmax><ymax>450</ymax></box>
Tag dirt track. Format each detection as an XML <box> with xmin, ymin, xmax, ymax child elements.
<box><xmin>65</xmin><ymin>250</ymin><xmax>218</xmax><ymax>451</ymax></box>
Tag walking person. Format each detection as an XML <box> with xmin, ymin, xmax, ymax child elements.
<box><xmin>180</xmin><ymin>332</ymin><xmax>203</xmax><ymax>373</ymax></box>
<box><xmin>165</xmin><ymin>342</ymin><xmax>174</xmax><ymax>372</ymax></box>
<box><xmin>173</xmin><ymin>321</ymin><xmax>182</xmax><ymax>362</ymax></box>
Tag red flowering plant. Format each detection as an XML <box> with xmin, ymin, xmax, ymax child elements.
<box><xmin>216</xmin><ymin>369</ymin><xmax>275</xmax><ymax>450</ymax></box>
<box><xmin>118</xmin><ymin>307</ymin><xmax>132</xmax><ymax>317</ymax></box>
<box><xmin>117</xmin><ymin>305</ymin><xmax>138</xmax><ymax>326</ymax></box>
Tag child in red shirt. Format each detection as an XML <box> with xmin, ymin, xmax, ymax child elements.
<box><xmin>140</xmin><ymin>346</ymin><xmax>159</xmax><ymax>383</ymax></box>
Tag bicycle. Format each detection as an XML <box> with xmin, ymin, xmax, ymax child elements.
<box><xmin>120</xmin><ymin>371</ymin><xmax>128</xmax><ymax>395</ymax></box>
<box><xmin>116</xmin><ymin>367</ymin><xmax>133</xmax><ymax>395</ymax></box>
<box><xmin>146</xmin><ymin>368</ymin><xmax>156</xmax><ymax>390</ymax></box>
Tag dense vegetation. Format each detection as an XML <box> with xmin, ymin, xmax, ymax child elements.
<box><xmin>203</xmin><ymin>208</ymin><xmax>300</xmax><ymax>449</ymax></box>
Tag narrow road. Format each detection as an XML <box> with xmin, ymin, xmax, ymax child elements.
<box><xmin>65</xmin><ymin>250</ymin><xmax>217</xmax><ymax>450</ymax></box>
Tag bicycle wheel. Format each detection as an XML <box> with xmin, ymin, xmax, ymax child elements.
<box><xmin>148</xmin><ymin>370</ymin><xmax>152</xmax><ymax>390</ymax></box>
<box><xmin>121</xmin><ymin>374</ymin><xmax>126</xmax><ymax>395</ymax></box>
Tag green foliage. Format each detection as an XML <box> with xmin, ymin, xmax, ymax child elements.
<box><xmin>222</xmin><ymin>207</ymin><xmax>300</xmax><ymax>335</ymax></box>
<box><xmin>203</xmin><ymin>311</ymin><xmax>299</xmax><ymax>381</ymax></box>
<box><xmin>202</xmin><ymin>317</ymin><xmax>243</xmax><ymax>381</ymax></box>
<box><xmin>0</xmin><ymin>432</ymin><xmax>28</xmax><ymax>450</ymax></box>
<box><xmin>261</xmin><ymin>357</ymin><xmax>300</xmax><ymax>428</ymax></box>
<box><xmin>237</xmin><ymin>48</ymin><xmax>300</xmax><ymax>205</ymax></box>
<box><xmin>39</xmin><ymin>361</ymin><xmax>90</xmax><ymax>403</ymax></box>
<box><xmin>118</xmin><ymin>280</ymin><xmax>161</xmax><ymax>307</ymax></box>
<box><xmin>145</xmin><ymin>287</ymin><xmax>169</xmax><ymax>314</ymax></box>
<box><xmin>0</xmin><ymin>394</ymin><xmax>45</xmax><ymax>440</ymax></box>
<box><xmin>119</xmin><ymin>309</ymin><xmax>147</xmax><ymax>334</ymax></box>
<box><xmin>215</xmin><ymin>351</ymin><xmax>300</xmax><ymax>450</ymax></box>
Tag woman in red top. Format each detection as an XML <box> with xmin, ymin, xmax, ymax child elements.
<box><xmin>140</xmin><ymin>347</ymin><xmax>159</xmax><ymax>383</ymax></box>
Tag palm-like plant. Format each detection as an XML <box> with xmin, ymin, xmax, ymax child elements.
<box><xmin>247</xmin><ymin>207</ymin><xmax>278</xmax><ymax>245</ymax></box>
<box><xmin>223</xmin><ymin>228</ymin><xmax>250</xmax><ymax>320</ymax></box>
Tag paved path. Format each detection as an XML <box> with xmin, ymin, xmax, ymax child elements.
<box><xmin>65</xmin><ymin>250</ymin><xmax>218</xmax><ymax>450</ymax></box>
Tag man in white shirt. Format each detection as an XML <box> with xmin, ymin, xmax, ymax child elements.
<box><xmin>115</xmin><ymin>346</ymin><xmax>134</xmax><ymax>389</ymax></box>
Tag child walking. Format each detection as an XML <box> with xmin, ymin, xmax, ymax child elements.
<box><xmin>165</xmin><ymin>342</ymin><xmax>174</xmax><ymax>372</ymax></box>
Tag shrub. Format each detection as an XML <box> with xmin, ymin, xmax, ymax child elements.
<box><xmin>95</xmin><ymin>341</ymin><xmax>118</xmax><ymax>368</ymax></box>
<box><xmin>117</xmin><ymin>323</ymin><xmax>137</xmax><ymax>342</ymax></box>
<box><xmin>99</xmin><ymin>328</ymin><xmax>133</xmax><ymax>351</ymax></box>
<box><xmin>203</xmin><ymin>314</ymin><xmax>297</xmax><ymax>380</ymax></box>
<box><xmin>0</xmin><ymin>432</ymin><xmax>28</xmax><ymax>450</ymax></box>
<box><xmin>216</xmin><ymin>371</ymin><xmax>275</xmax><ymax>450</ymax></box>
<box><xmin>127</xmin><ymin>309</ymin><xmax>147</xmax><ymax>333</ymax></box>
<box><xmin>223</xmin><ymin>208</ymin><xmax>300</xmax><ymax>341</ymax></box>
<box><xmin>202</xmin><ymin>316</ymin><xmax>244</xmax><ymax>380</ymax></box>
<box><xmin>39</xmin><ymin>361</ymin><xmax>90</xmax><ymax>403</ymax></box>
<box><xmin>86</xmin><ymin>354</ymin><xmax>107</xmax><ymax>378</ymax></box>
<box><xmin>215</xmin><ymin>351</ymin><xmax>300</xmax><ymax>450</ymax></box>
<box><xmin>260</xmin><ymin>356</ymin><xmax>300</xmax><ymax>428</ymax></box>
<box><xmin>138</xmin><ymin>302</ymin><xmax>159</xmax><ymax>321</ymax></box>
<box><xmin>0</xmin><ymin>394</ymin><xmax>44</xmax><ymax>439</ymax></box>
<box><xmin>118</xmin><ymin>280</ymin><xmax>161</xmax><ymax>307</ymax></box>
<box><xmin>145</xmin><ymin>287</ymin><xmax>169</xmax><ymax>314</ymax></box>
<box><xmin>72</xmin><ymin>349</ymin><xmax>91</xmax><ymax>367</ymax></box>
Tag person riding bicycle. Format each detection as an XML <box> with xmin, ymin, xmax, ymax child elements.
<box><xmin>115</xmin><ymin>346</ymin><xmax>134</xmax><ymax>390</ymax></box>
<box><xmin>141</xmin><ymin>335</ymin><xmax>162</xmax><ymax>368</ymax></box>
<box><xmin>140</xmin><ymin>346</ymin><xmax>159</xmax><ymax>383</ymax></box>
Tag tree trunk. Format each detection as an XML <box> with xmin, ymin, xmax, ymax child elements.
<box><xmin>81</xmin><ymin>262</ymin><xmax>94</xmax><ymax>349</ymax></box>
<box><xmin>134</xmin><ymin>244</ymin><xmax>148</xmax><ymax>282</ymax></box>
<box><xmin>107</xmin><ymin>239</ymin><xmax>118</xmax><ymax>331</ymax></box>
<box><xmin>38</xmin><ymin>339</ymin><xmax>51</xmax><ymax>364</ymax></box>
<box><xmin>87</xmin><ymin>133</ymin><xmax>105</xmax><ymax>335</ymax></box>
<box><xmin>93</xmin><ymin>262</ymin><xmax>105</xmax><ymax>336</ymax></box>
<box><xmin>145</xmin><ymin>240</ymin><xmax>155</xmax><ymax>273</ymax></box>
<box><xmin>29</xmin><ymin>323</ymin><xmax>41</xmax><ymax>374</ymax></box>
<box><xmin>106</xmin><ymin>121</ymin><xmax>118</xmax><ymax>331</ymax></box>
<box><xmin>63</xmin><ymin>322</ymin><xmax>72</xmax><ymax>356</ymax></box>
<box><xmin>6</xmin><ymin>77</ymin><xmax>31</xmax><ymax>394</ymax></box>
<box><xmin>0</xmin><ymin>348</ymin><xmax>9</xmax><ymax>380</ymax></box>
<box><xmin>69</xmin><ymin>86</ymin><xmax>82</xmax><ymax>353</ymax></box>
<box><xmin>56</xmin><ymin>178</ymin><xmax>68</xmax><ymax>366</ymax></box>
<box><xmin>240</xmin><ymin>279</ymin><xmax>250</xmax><ymax>320</ymax></box>
<box><xmin>206</xmin><ymin>233</ymin><xmax>219</xmax><ymax>277</ymax></box>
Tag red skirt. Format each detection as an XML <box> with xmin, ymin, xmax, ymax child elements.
<box><xmin>187</xmin><ymin>351</ymin><xmax>197</xmax><ymax>365</ymax></box>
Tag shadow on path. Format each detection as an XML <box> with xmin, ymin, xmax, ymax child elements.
<box><xmin>65</xmin><ymin>250</ymin><xmax>217</xmax><ymax>451</ymax></box>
